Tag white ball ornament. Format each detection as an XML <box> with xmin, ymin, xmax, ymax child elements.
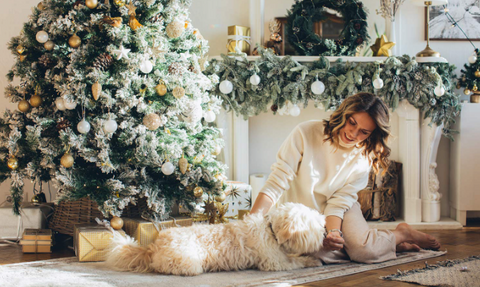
<box><xmin>55</xmin><ymin>97</ymin><xmax>66</xmax><ymax>111</ymax></box>
<box><xmin>103</xmin><ymin>119</ymin><xmax>118</xmax><ymax>133</ymax></box>
<box><xmin>161</xmin><ymin>161</ymin><xmax>175</xmax><ymax>175</ymax></box>
<box><xmin>219</xmin><ymin>80</ymin><xmax>233</xmax><ymax>94</ymax></box>
<box><xmin>289</xmin><ymin>104</ymin><xmax>301</xmax><ymax>117</ymax></box>
<box><xmin>468</xmin><ymin>54</ymin><xmax>477</xmax><ymax>64</ymax></box>
<box><xmin>434</xmin><ymin>85</ymin><xmax>445</xmax><ymax>97</ymax></box>
<box><xmin>204</xmin><ymin>110</ymin><xmax>216</xmax><ymax>123</ymax></box>
<box><xmin>36</xmin><ymin>31</ymin><xmax>49</xmax><ymax>43</ymax></box>
<box><xmin>77</xmin><ymin>119</ymin><xmax>91</xmax><ymax>134</ymax></box>
<box><xmin>213</xmin><ymin>145</ymin><xmax>222</xmax><ymax>156</ymax></box>
<box><xmin>311</xmin><ymin>79</ymin><xmax>325</xmax><ymax>95</ymax></box>
<box><xmin>373</xmin><ymin>78</ymin><xmax>384</xmax><ymax>89</ymax></box>
<box><xmin>139</xmin><ymin>60</ymin><xmax>153</xmax><ymax>74</ymax></box>
<box><xmin>64</xmin><ymin>100</ymin><xmax>77</xmax><ymax>110</ymax></box>
<box><xmin>250</xmin><ymin>74</ymin><xmax>261</xmax><ymax>86</ymax></box>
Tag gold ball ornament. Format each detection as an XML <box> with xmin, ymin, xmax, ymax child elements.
<box><xmin>44</xmin><ymin>40</ymin><xmax>55</xmax><ymax>51</ymax></box>
<box><xmin>16</xmin><ymin>45</ymin><xmax>25</xmax><ymax>54</ymax></box>
<box><xmin>473</xmin><ymin>85</ymin><xmax>478</xmax><ymax>92</ymax></box>
<box><xmin>166</xmin><ymin>21</ymin><xmax>185</xmax><ymax>38</ymax></box>
<box><xmin>475</xmin><ymin>70</ymin><xmax>480</xmax><ymax>78</ymax></box>
<box><xmin>69</xmin><ymin>34</ymin><xmax>81</xmax><ymax>49</ymax></box>
<box><xmin>30</xmin><ymin>94</ymin><xmax>43</xmax><ymax>107</ymax></box>
<box><xmin>464</xmin><ymin>88</ymin><xmax>471</xmax><ymax>95</ymax></box>
<box><xmin>7</xmin><ymin>157</ymin><xmax>19</xmax><ymax>170</ymax></box>
<box><xmin>172</xmin><ymin>86</ymin><xmax>185</xmax><ymax>99</ymax></box>
<box><xmin>214</xmin><ymin>191</ymin><xmax>226</xmax><ymax>202</ymax></box>
<box><xmin>193</xmin><ymin>186</ymin><xmax>203</xmax><ymax>198</ymax></box>
<box><xmin>110</xmin><ymin>216</ymin><xmax>124</xmax><ymax>230</ymax></box>
<box><xmin>18</xmin><ymin>100</ymin><xmax>30</xmax><ymax>113</ymax></box>
<box><xmin>19</xmin><ymin>54</ymin><xmax>27</xmax><ymax>62</ymax></box>
<box><xmin>61</xmin><ymin>153</ymin><xmax>74</xmax><ymax>168</ymax></box>
<box><xmin>31</xmin><ymin>194</ymin><xmax>40</xmax><ymax>204</ymax></box>
<box><xmin>114</xmin><ymin>0</ymin><xmax>125</xmax><ymax>7</ymax></box>
<box><xmin>143</xmin><ymin>113</ymin><xmax>163</xmax><ymax>130</ymax></box>
<box><xmin>85</xmin><ymin>0</ymin><xmax>98</xmax><ymax>9</ymax></box>
<box><xmin>155</xmin><ymin>83</ymin><xmax>167</xmax><ymax>96</ymax></box>
<box><xmin>37</xmin><ymin>2</ymin><xmax>45</xmax><ymax>10</ymax></box>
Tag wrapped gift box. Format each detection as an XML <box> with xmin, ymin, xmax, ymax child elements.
<box><xmin>0</xmin><ymin>203</ymin><xmax>54</xmax><ymax>240</ymax></box>
<box><xmin>223</xmin><ymin>181</ymin><xmax>252</xmax><ymax>218</ymax></box>
<box><xmin>123</xmin><ymin>217</ymin><xmax>193</xmax><ymax>247</ymax></box>
<box><xmin>74</xmin><ymin>224</ymin><xmax>126</xmax><ymax>262</ymax></box>
<box><xmin>20</xmin><ymin>229</ymin><xmax>53</xmax><ymax>253</ymax></box>
<box><xmin>227</xmin><ymin>25</ymin><xmax>251</xmax><ymax>54</ymax></box>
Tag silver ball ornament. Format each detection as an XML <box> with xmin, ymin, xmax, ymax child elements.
<box><xmin>373</xmin><ymin>78</ymin><xmax>384</xmax><ymax>89</ymax></box>
<box><xmin>250</xmin><ymin>74</ymin><xmax>261</xmax><ymax>86</ymax></box>
<box><xmin>311</xmin><ymin>80</ymin><xmax>325</xmax><ymax>95</ymax></box>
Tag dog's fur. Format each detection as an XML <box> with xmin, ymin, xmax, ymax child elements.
<box><xmin>106</xmin><ymin>203</ymin><xmax>326</xmax><ymax>276</ymax></box>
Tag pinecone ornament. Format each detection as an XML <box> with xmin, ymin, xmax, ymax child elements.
<box><xmin>57</xmin><ymin>118</ymin><xmax>71</xmax><ymax>131</ymax></box>
<box><xmin>414</xmin><ymin>72</ymin><xmax>423</xmax><ymax>81</ymax></box>
<box><xmin>188</xmin><ymin>65</ymin><xmax>199</xmax><ymax>74</ymax></box>
<box><xmin>271</xmin><ymin>104</ymin><xmax>278</xmax><ymax>112</ymax></box>
<box><xmin>94</xmin><ymin>53</ymin><xmax>113</xmax><ymax>71</ymax></box>
<box><xmin>38</xmin><ymin>54</ymin><xmax>53</xmax><ymax>67</ymax></box>
<box><xmin>150</xmin><ymin>14</ymin><xmax>164</xmax><ymax>25</ymax></box>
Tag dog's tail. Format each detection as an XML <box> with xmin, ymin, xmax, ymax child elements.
<box><xmin>106</xmin><ymin>231</ymin><xmax>153</xmax><ymax>273</ymax></box>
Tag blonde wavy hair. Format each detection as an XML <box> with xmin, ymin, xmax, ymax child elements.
<box><xmin>323</xmin><ymin>93</ymin><xmax>391</xmax><ymax>174</ymax></box>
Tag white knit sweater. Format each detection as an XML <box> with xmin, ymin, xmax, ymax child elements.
<box><xmin>259</xmin><ymin>120</ymin><xmax>371</xmax><ymax>219</ymax></box>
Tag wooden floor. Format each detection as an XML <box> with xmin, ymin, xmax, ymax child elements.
<box><xmin>0</xmin><ymin>224</ymin><xmax>479</xmax><ymax>286</ymax></box>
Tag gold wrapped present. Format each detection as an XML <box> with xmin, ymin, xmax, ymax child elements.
<box><xmin>74</xmin><ymin>224</ymin><xmax>126</xmax><ymax>262</ymax></box>
<box><xmin>123</xmin><ymin>217</ymin><xmax>193</xmax><ymax>247</ymax></box>
<box><xmin>227</xmin><ymin>25</ymin><xmax>251</xmax><ymax>54</ymax></box>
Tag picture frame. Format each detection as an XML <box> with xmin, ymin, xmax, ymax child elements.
<box><xmin>426</xmin><ymin>2</ymin><xmax>480</xmax><ymax>41</ymax></box>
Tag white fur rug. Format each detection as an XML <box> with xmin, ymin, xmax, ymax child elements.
<box><xmin>0</xmin><ymin>250</ymin><xmax>446</xmax><ymax>287</ymax></box>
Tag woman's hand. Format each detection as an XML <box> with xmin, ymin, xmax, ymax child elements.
<box><xmin>323</xmin><ymin>231</ymin><xmax>345</xmax><ymax>251</ymax></box>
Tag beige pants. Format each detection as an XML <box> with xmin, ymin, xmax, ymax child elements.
<box><xmin>312</xmin><ymin>202</ymin><xmax>397</xmax><ymax>264</ymax></box>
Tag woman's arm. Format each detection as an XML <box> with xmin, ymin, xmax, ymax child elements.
<box><xmin>324</xmin><ymin>215</ymin><xmax>345</xmax><ymax>250</ymax></box>
<box><xmin>250</xmin><ymin>193</ymin><xmax>274</xmax><ymax>215</ymax></box>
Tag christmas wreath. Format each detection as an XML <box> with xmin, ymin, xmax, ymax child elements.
<box><xmin>286</xmin><ymin>0</ymin><xmax>369</xmax><ymax>56</ymax></box>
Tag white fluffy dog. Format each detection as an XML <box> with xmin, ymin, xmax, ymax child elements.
<box><xmin>106</xmin><ymin>203</ymin><xmax>326</xmax><ymax>276</ymax></box>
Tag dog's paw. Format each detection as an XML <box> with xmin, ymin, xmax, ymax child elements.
<box><xmin>301</xmin><ymin>256</ymin><xmax>322</xmax><ymax>268</ymax></box>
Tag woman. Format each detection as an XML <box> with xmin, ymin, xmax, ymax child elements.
<box><xmin>250</xmin><ymin>93</ymin><xmax>440</xmax><ymax>264</ymax></box>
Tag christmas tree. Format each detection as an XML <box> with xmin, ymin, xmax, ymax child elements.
<box><xmin>458</xmin><ymin>49</ymin><xmax>480</xmax><ymax>95</ymax></box>
<box><xmin>1</xmin><ymin>0</ymin><xmax>227</xmax><ymax>221</ymax></box>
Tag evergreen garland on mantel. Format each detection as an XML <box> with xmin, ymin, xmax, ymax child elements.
<box><xmin>205</xmin><ymin>48</ymin><xmax>461</xmax><ymax>140</ymax></box>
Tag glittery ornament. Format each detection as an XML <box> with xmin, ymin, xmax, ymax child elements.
<box><xmin>173</xmin><ymin>86</ymin><xmax>185</xmax><ymax>99</ymax></box>
<box><xmin>92</xmin><ymin>81</ymin><xmax>102</xmax><ymax>101</ymax></box>
<box><xmin>18</xmin><ymin>100</ymin><xmax>30</xmax><ymax>113</ymax></box>
<box><xmin>475</xmin><ymin>70</ymin><xmax>480</xmax><ymax>78</ymax></box>
<box><xmin>168</xmin><ymin>62</ymin><xmax>185</xmax><ymax>76</ymax></box>
<box><xmin>61</xmin><ymin>153</ymin><xmax>74</xmax><ymax>168</ymax></box>
<box><xmin>143</xmin><ymin>113</ymin><xmax>163</xmax><ymax>130</ymax></box>
<box><xmin>16</xmin><ymin>45</ymin><xmax>25</xmax><ymax>54</ymax></box>
<box><xmin>193</xmin><ymin>186</ymin><xmax>203</xmax><ymax>197</ymax></box>
<box><xmin>110</xmin><ymin>216</ymin><xmax>124</xmax><ymax>230</ymax></box>
<box><xmin>166</xmin><ymin>21</ymin><xmax>185</xmax><ymax>38</ymax></box>
<box><xmin>473</xmin><ymin>84</ymin><xmax>478</xmax><ymax>92</ymax></box>
<box><xmin>214</xmin><ymin>191</ymin><xmax>226</xmax><ymax>202</ymax></box>
<box><xmin>114</xmin><ymin>0</ymin><xmax>125</xmax><ymax>6</ymax></box>
<box><xmin>127</xmin><ymin>2</ymin><xmax>143</xmax><ymax>31</ymax></box>
<box><xmin>464</xmin><ymin>88</ymin><xmax>471</xmax><ymax>95</ymax></box>
<box><xmin>102</xmin><ymin>16</ymin><xmax>123</xmax><ymax>28</ymax></box>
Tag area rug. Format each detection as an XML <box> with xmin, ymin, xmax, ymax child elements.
<box><xmin>0</xmin><ymin>250</ymin><xmax>446</xmax><ymax>287</ymax></box>
<box><xmin>382</xmin><ymin>255</ymin><xmax>480</xmax><ymax>287</ymax></box>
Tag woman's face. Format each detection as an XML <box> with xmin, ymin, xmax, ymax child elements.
<box><xmin>339</xmin><ymin>112</ymin><xmax>377</xmax><ymax>145</ymax></box>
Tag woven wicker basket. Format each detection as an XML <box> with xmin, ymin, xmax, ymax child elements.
<box><xmin>49</xmin><ymin>197</ymin><xmax>148</xmax><ymax>236</ymax></box>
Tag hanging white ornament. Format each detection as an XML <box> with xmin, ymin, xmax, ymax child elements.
<box><xmin>250</xmin><ymin>74</ymin><xmax>261</xmax><ymax>86</ymax></box>
<box><xmin>36</xmin><ymin>31</ymin><xmax>49</xmax><ymax>43</ymax></box>
<box><xmin>55</xmin><ymin>97</ymin><xmax>66</xmax><ymax>111</ymax></box>
<box><xmin>219</xmin><ymin>80</ymin><xmax>233</xmax><ymax>94</ymax></box>
<box><xmin>64</xmin><ymin>100</ymin><xmax>77</xmax><ymax>110</ymax></box>
<box><xmin>139</xmin><ymin>59</ymin><xmax>153</xmax><ymax>73</ymax></box>
<box><xmin>373</xmin><ymin>78</ymin><xmax>384</xmax><ymax>89</ymax></box>
<box><xmin>204</xmin><ymin>110</ymin><xmax>216</xmax><ymax>123</ymax></box>
<box><xmin>434</xmin><ymin>85</ymin><xmax>445</xmax><ymax>97</ymax></box>
<box><xmin>77</xmin><ymin>119</ymin><xmax>91</xmax><ymax>134</ymax></box>
<box><xmin>289</xmin><ymin>104</ymin><xmax>301</xmax><ymax>117</ymax></box>
<box><xmin>311</xmin><ymin>79</ymin><xmax>325</xmax><ymax>95</ymax></box>
<box><xmin>161</xmin><ymin>161</ymin><xmax>175</xmax><ymax>175</ymax></box>
<box><xmin>184</xmin><ymin>100</ymin><xmax>203</xmax><ymax>124</ymax></box>
<box><xmin>103</xmin><ymin>119</ymin><xmax>118</xmax><ymax>133</ymax></box>
<box><xmin>212</xmin><ymin>144</ymin><xmax>222</xmax><ymax>156</ymax></box>
<box><xmin>468</xmin><ymin>54</ymin><xmax>477</xmax><ymax>64</ymax></box>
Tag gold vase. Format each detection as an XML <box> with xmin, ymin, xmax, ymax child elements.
<box><xmin>471</xmin><ymin>92</ymin><xmax>480</xmax><ymax>103</ymax></box>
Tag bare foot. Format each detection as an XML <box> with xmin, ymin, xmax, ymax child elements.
<box><xmin>396</xmin><ymin>242</ymin><xmax>421</xmax><ymax>253</ymax></box>
<box><xmin>395</xmin><ymin>223</ymin><xmax>441</xmax><ymax>250</ymax></box>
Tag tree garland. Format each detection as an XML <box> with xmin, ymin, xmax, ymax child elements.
<box><xmin>205</xmin><ymin>48</ymin><xmax>461</xmax><ymax>140</ymax></box>
<box><xmin>286</xmin><ymin>0</ymin><xmax>369</xmax><ymax>56</ymax></box>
